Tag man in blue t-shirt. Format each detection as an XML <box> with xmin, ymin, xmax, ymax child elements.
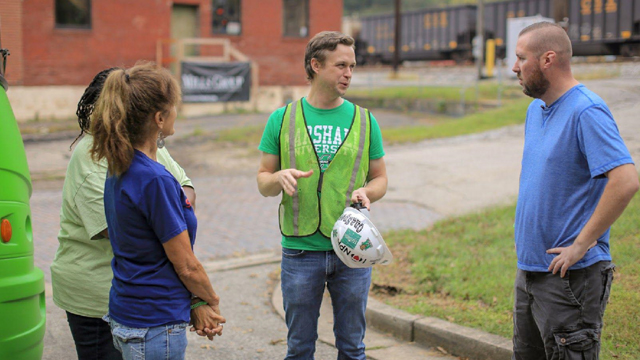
<box><xmin>511</xmin><ymin>22</ymin><xmax>639</xmax><ymax>359</ymax></box>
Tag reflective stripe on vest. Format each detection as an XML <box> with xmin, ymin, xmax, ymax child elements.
<box><xmin>279</xmin><ymin>99</ymin><xmax>371</xmax><ymax>238</ymax></box>
<box><xmin>346</xmin><ymin>105</ymin><xmax>368</xmax><ymax>209</ymax></box>
<box><xmin>288</xmin><ymin>100</ymin><xmax>300</xmax><ymax>234</ymax></box>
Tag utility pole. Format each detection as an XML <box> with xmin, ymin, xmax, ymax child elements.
<box><xmin>0</xmin><ymin>17</ymin><xmax>10</xmax><ymax>86</ymax></box>
<box><xmin>392</xmin><ymin>0</ymin><xmax>401</xmax><ymax>75</ymax></box>
<box><xmin>475</xmin><ymin>0</ymin><xmax>484</xmax><ymax>80</ymax></box>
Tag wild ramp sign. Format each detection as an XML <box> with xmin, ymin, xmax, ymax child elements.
<box><xmin>180</xmin><ymin>62</ymin><xmax>252</xmax><ymax>103</ymax></box>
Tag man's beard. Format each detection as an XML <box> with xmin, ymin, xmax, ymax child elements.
<box><xmin>521</xmin><ymin>65</ymin><xmax>550</xmax><ymax>99</ymax></box>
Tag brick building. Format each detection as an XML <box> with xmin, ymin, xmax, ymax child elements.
<box><xmin>0</xmin><ymin>0</ymin><xmax>343</xmax><ymax>87</ymax></box>
<box><xmin>0</xmin><ymin>0</ymin><xmax>23</xmax><ymax>85</ymax></box>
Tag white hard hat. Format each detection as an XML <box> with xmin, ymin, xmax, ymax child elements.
<box><xmin>331</xmin><ymin>204</ymin><xmax>393</xmax><ymax>268</ymax></box>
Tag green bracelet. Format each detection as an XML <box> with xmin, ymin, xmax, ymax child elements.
<box><xmin>190</xmin><ymin>301</ymin><xmax>208</xmax><ymax>310</ymax></box>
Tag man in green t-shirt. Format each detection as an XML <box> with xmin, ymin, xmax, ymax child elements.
<box><xmin>257</xmin><ymin>31</ymin><xmax>388</xmax><ymax>360</ymax></box>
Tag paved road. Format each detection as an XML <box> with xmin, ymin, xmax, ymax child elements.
<box><xmin>27</xmin><ymin>72</ymin><xmax>640</xmax><ymax>359</ymax></box>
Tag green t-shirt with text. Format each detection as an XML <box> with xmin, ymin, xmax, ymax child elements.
<box><xmin>258</xmin><ymin>97</ymin><xmax>385</xmax><ymax>251</ymax></box>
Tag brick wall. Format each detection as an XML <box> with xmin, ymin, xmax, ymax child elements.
<box><xmin>0</xmin><ymin>0</ymin><xmax>24</xmax><ymax>85</ymax></box>
<box><xmin>231</xmin><ymin>0</ymin><xmax>343</xmax><ymax>86</ymax></box>
<box><xmin>22</xmin><ymin>0</ymin><xmax>171</xmax><ymax>86</ymax></box>
<box><xmin>20</xmin><ymin>0</ymin><xmax>342</xmax><ymax>86</ymax></box>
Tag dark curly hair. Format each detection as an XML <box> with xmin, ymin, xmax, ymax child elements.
<box><xmin>70</xmin><ymin>67</ymin><xmax>118</xmax><ymax>148</ymax></box>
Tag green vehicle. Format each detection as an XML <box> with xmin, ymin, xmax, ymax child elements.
<box><xmin>0</xmin><ymin>25</ymin><xmax>46</xmax><ymax>360</ymax></box>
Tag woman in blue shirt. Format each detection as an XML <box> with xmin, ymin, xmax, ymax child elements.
<box><xmin>89</xmin><ymin>62</ymin><xmax>224</xmax><ymax>360</ymax></box>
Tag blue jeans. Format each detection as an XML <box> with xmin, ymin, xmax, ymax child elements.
<box><xmin>66</xmin><ymin>311</ymin><xmax>122</xmax><ymax>360</ymax></box>
<box><xmin>103</xmin><ymin>315</ymin><xmax>188</xmax><ymax>360</ymax></box>
<box><xmin>281</xmin><ymin>248</ymin><xmax>372</xmax><ymax>360</ymax></box>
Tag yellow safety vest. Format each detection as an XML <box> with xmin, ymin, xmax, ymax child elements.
<box><xmin>279</xmin><ymin>99</ymin><xmax>371</xmax><ymax>237</ymax></box>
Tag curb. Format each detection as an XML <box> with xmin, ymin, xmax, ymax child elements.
<box><xmin>365</xmin><ymin>297</ymin><xmax>421</xmax><ymax>342</ymax></box>
<box><xmin>21</xmin><ymin>130</ymin><xmax>78</xmax><ymax>144</ymax></box>
<box><xmin>366</xmin><ymin>297</ymin><xmax>513</xmax><ymax>360</ymax></box>
<box><xmin>202</xmin><ymin>251</ymin><xmax>281</xmax><ymax>273</ymax></box>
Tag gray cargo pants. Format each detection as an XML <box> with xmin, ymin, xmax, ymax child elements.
<box><xmin>512</xmin><ymin>261</ymin><xmax>615</xmax><ymax>360</ymax></box>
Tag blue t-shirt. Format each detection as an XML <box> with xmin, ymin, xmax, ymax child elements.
<box><xmin>515</xmin><ymin>85</ymin><xmax>633</xmax><ymax>272</ymax></box>
<box><xmin>104</xmin><ymin>150</ymin><xmax>197</xmax><ymax>327</ymax></box>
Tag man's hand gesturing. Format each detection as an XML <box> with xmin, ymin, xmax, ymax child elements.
<box><xmin>278</xmin><ymin>169</ymin><xmax>314</xmax><ymax>196</ymax></box>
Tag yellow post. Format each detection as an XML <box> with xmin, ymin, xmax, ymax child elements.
<box><xmin>485</xmin><ymin>39</ymin><xmax>496</xmax><ymax>78</ymax></box>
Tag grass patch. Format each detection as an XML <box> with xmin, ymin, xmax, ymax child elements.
<box><xmin>221</xmin><ymin>107</ymin><xmax>260</xmax><ymax>115</ymax></box>
<box><xmin>19</xmin><ymin>117</ymin><xmax>78</xmax><ymax>135</ymax></box>
<box><xmin>177</xmin><ymin>125</ymin><xmax>264</xmax><ymax>146</ymax></box>
<box><xmin>348</xmin><ymin>83</ymin><xmax>523</xmax><ymax>102</ymax></box>
<box><xmin>575</xmin><ymin>68</ymin><xmax>621</xmax><ymax>81</ymax></box>
<box><xmin>373</xmin><ymin>183</ymin><xmax>640</xmax><ymax>359</ymax></box>
<box><xmin>30</xmin><ymin>171</ymin><xmax>67</xmax><ymax>182</ymax></box>
<box><xmin>385</xmin><ymin>72</ymin><xmax>420</xmax><ymax>81</ymax></box>
<box><xmin>190</xmin><ymin>127</ymin><xmax>206</xmax><ymax>137</ymax></box>
<box><xmin>599</xmin><ymin>193</ymin><xmax>640</xmax><ymax>359</ymax></box>
<box><xmin>381</xmin><ymin>98</ymin><xmax>530</xmax><ymax>144</ymax></box>
<box><xmin>215</xmin><ymin>124</ymin><xmax>265</xmax><ymax>146</ymax></box>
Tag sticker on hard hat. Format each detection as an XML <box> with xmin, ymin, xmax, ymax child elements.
<box><xmin>341</xmin><ymin>229</ymin><xmax>361</xmax><ymax>249</ymax></box>
<box><xmin>337</xmin><ymin>212</ymin><xmax>365</xmax><ymax>233</ymax></box>
<box><xmin>359</xmin><ymin>239</ymin><xmax>372</xmax><ymax>251</ymax></box>
<box><xmin>339</xmin><ymin>243</ymin><xmax>370</xmax><ymax>265</ymax></box>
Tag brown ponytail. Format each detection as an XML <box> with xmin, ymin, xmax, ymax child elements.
<box><xmin>89</xmin><ymin>62</ymin><xmax>180</xmax><ymax>176</ymax></box>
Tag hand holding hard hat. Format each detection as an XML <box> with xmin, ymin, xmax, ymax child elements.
<box><xmin>331</xmin><ymin>203</ymin><xmax>393</xmax><ymax>268</ymax></box>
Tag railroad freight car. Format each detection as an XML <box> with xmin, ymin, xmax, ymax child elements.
<box><xmin>357</xmin><ymin>5</ymin><xmax>476</xmax><ymax>63</ymax></box>
<box><xmin>483</xmin><ymin>0</ymin><xmax>554</xmax><ymax>58</ymax></box>
<box><xmin>562</xmin><ymin>0</ymin><xmax>640</xmax><ymax>56</ymax></box>
<box><xmin>355</xmin><ymin>0</ymin><xmax>640</xmax><ymax>63</ymax></box>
